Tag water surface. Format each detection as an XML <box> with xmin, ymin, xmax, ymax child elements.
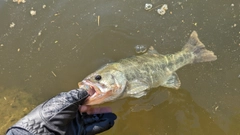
<box><xmin>0</xmin><ymin>0</ymin><xmax>239</xmax><ymax>134</ymax></box>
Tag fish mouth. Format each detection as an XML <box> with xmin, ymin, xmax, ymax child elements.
<box><xmin>79</xmin><ymin>80</ymin><xmax>100</xmax><ymax>95</ymax></box>
<box><xmin>79</xmin><ymin>80</ymin><xmax>106</xmax><ymax>105</ymax></box>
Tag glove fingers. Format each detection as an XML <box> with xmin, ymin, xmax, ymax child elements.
<box><xmin>85</xmin><ymin>118</ymin><xmax>115</xmax><ymax>135</ymax></box>
<box><xmin>82</xmin><ymin>114</ymin><xmax>101</xmax><ymax>125</ymax></box>
<box><xmin>84</xmin><ymin>113</ymin><xmax>117</xmax><ymax>135</ymax></box>
<box><xmin>83</xmin><ymin>113</ymin><xmax>117</xmax><ymax>125</ymax></box>
<box><xmin>100</xmin><ymin>113</ymin><xmax>117</xmax><ymax>121</ymax></box>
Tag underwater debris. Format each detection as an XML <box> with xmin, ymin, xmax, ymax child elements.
<box><xmin>9</xmin><ymin>22</ymin><xmax>15</xmax><ymax>28</ymax></box>
<box><xmin>30</xmin><ymin>10</ymin><xmax>36</xmax><ymax>16</ymax></box>
<box><xmin>97</xmin><ymin>16</ymin><xmax>100</xmax><ymax>26</ymax></box>
<box><xmin>145</xmin><ymin>3</ymin><xmax>153</xmax><ymax>10</ymax></box>
<box><xmin>157</xmin><ymin>4</ymin><xmax>168</xmax><ymax>15</ymax></box>
<box><xmin>144</xmin><ymin>3</ymin><xmax>169</xmax><ymax>16</ymax></box>
<box><xmin>13</xmin><ymin>0</ymin><xmax>26</xmax><ymax>4</ymax></box>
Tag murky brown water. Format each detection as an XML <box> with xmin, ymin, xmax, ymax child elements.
<box><xmin>0</xmin><ymin>0</ymin><xmax>239</xmax><ymax>134</ymax></box>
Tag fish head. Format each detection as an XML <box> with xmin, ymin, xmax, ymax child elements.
<box><xmin>80</xmin><ymin>67</ymin><xmax>127</xmax><ymax>105</ymax></box>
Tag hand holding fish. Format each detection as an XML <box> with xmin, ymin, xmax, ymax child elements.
<box><xmin>7</xmin><ymin>88</ymin><xmax>116</xmax><ymax>135</ymax></box>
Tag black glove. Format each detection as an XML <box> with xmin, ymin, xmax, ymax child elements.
<box><xmin>6</xmin><ymin>89</ymin><xmax>116</xmax><ymax>135</ymax></box>
<box><xmin>67</xmin><ymin>112</ymin><xmax>116</xmax><ymax>135</ymax></box>
<box><xmin>83</xmin><ymin>113</ymin><xmax>116</xmax><ymax>134</ymax></box>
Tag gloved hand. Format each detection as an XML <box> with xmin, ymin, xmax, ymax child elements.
<box><xmin>70</xmin><ymin>112</ymin><xmax>116</xmax><ymax>135</ymax></box>
<box><xmin>6</xmin><ymin>88</ymin><xmax>117</xmax><ymax>135</ymax></box>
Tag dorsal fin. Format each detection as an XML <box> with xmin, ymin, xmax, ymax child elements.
<box><xmin>144</xmin><ymin>46</ymin><xmax>165</xmax><ymax>57</ymax></box>
<box><xmin>145</xmin><ymin>46</ymin><xmax>160</xmax><ymax>55</ymax></box>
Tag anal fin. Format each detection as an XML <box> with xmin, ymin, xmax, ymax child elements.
<box><xmin>161</xmin><ymin>72</ymin><xmax>181</xmax><ymax>89</ymax></box>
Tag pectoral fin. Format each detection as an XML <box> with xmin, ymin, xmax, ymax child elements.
<box><xmin>161</xmin><ymin>72</ymin><xmax>181</xmax><ymax>89</ymax></box>
<box><xmin>126</xmin><ymin>80</ymin><xmax>150</xmax><ymax>98</ymax></box>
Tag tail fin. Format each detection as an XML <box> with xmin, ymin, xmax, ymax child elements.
<box><xmin>183</xmin><ymin>31</ymin><xmax>217</xmax><ymax>63</ymax></box>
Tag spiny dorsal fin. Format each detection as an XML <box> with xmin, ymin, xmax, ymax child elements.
<box><xmin>144</xmin><ymin>46</ymin><xmax>163</xmax><ymax>56</ymax></box>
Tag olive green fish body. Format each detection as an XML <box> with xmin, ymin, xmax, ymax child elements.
<box><xmin>117</xmin><ymin>50</ymin><xmax>193</xmax><ymax>87</ymax></box>
<box><xmin>81</xmin><ymin>31</ymin><xmax>217</xmax><ymax>105</ymax></box>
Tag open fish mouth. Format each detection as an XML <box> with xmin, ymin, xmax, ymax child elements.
<box><xmin>79</xmin><ymin>80</ymin><xmax>106</xmax><ymax>105</ymax></box>
<box><xmin>86</xmin><ymin>85</ymin><xmax>95</xmax><ymax>96</ymax></box>
<box><xmin>79</xmin><ymin>80</ymin><xmax>99</xmax><ymax>96</ymax></box>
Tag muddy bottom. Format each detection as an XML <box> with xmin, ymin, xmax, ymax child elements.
<box><xmin>0</xmin><ymin>87</ymin><xmax>37</xmax><ymax>134</ymax></box>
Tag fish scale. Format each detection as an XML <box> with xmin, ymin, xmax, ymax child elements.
<box><xmin>125</xmin><ymin>56</ymin><xmax>161</xmax><ymax>82</ymax></box>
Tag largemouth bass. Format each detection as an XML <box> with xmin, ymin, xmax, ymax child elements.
<box><xmin>79</xmin><ymin>31</ymin><xmax>217</xmax><ymax>105</ymax></box>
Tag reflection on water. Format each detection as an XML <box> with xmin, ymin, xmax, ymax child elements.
<box><xmin>129</xmin><ymin>88</ymin><xmax>169</xmax><ymax>112</ymax></box>
<box><xmin>107</xmin><ymin>88</ymin><xmax>226</xmax><ymax>135</ymax></box>
<box><xmin>0</xmin><ymin>0</ymin><xmax>239</xmax><ymax>134</ymax></box>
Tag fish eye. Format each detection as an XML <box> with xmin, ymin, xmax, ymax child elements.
<box><xmin>95</xmin><ymin>75</ymin><xmax>102</xmax><ymax>81</ymax></box>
